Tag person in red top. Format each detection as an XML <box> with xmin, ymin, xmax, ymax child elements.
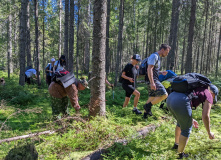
<box><xmin>166</xmin><ymin>84</ymin><xmax>219</xmax><ymax>159</ymax></box>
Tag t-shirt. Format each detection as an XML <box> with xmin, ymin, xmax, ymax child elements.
<box><xmin>25</xmin><ymin>69</ymin><xmax>37</xmax><ymax>78</ymax></box>
<box><xmin>122</xmin><ymin>63</ymin><xmax>137</xmax><ymax>85</ymax></box>
<box><xmin>147</xmin><ymin>52</ymin><xmax>160</xmax><ymax>81</ymax></box>
<box><xmin>192</xmin><ymin>87</ymin><xmax>213</xmax><ymax>108</ymax></box>
<box><xmin>54</xmin><ymin>60</ymin><xmax>64</xmax><ymax>72</ymax></box>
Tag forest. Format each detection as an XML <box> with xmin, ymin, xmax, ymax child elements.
<box><xmin>0</xmin><ymin>0</ymin><xmax>221</xmax><ymax>159</ymax></box>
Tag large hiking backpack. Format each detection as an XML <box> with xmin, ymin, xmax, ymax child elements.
<box><xmin>139</xmin><ymin>58</ymin><xmax>149</xmax><ymax>75</ymax></box>
<box><xmin>52</xmin><ymin>70</ymin><xmax>76</xmax><ymax>88</ymax></box>
<box><xmin>171</xmin><ymin>73</ymin><xmax>211</xmax><ymax>93</ymax></box>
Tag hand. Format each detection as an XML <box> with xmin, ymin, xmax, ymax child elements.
<box><xmin>150</xmin><ymin>83</ymin><xmax>156</xmax><ymax>90</ymax></box>
<box><xmin>209</xmin><ymin>132</ymin><xmax>215</xmax><ymax>139</ymax></box>
<box><xmin>129</xmin><ymin>78</ymin><xmax>134</xmax><ymax>83</ymax></box>
<box><xmin>161</xmin><ymin>71</ymin><xmax>168</xmax><ymax>76</ymax></box>
<box><xmin>135</xmin><ymin>65</ymin><xmax>139</xmax><ymax>70</ymax></box>
<box><xmin>192</xmin><ymin>119</ymin><xmax>199</xmax><ymax>129</ymax></box>
<box><xmin>75</xmin><ymin>104</ymin><xmax>81</xmax><ymax>111</ymax></box>
<box><xmin>111</xmin><ymin>84</ymin><xmax>114</xmax><ymax>88</ymax></box>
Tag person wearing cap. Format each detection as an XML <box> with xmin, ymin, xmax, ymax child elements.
<box><xmin>48</xmin><ymin>76</ymin><xmax>89</xmax><ymax>119</ymax></box>
<box><xmin>121</xmin><ymin>54</ymin><xmax>142</xmax><ymax>115</ymax></box>
<box><xmin>45</xmin><ymin>58</ymin><xmax>55</xmax><ymax>86</ymax></box>
<box><xmin>166</xmin><ymin>84</ymin><xmax>219</xmax><ymax>159</ymax></box>
<box><xmin>53</xmin><ymin>55</ymin><xmax>66</xmax><ymax>73</ymax></box>
<box><xmin>143</xmin><ymin>44</ymin><xmax>171</xmax><ymax>119</ymax></box>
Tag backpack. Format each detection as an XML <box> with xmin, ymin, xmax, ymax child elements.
<box><xmin>139</xmin><ymin>53</ymin><xmax>159</xmax><ymax>82</ymax></box>
<box><xmin>52</xmin><ymin>70</ymin><xmax>76</xmax><ymax>88</ymax></box>
<box><xmin>171</xmin><ymin>73</ymin><xmax>211</xmax><ymax>93</ymax></box>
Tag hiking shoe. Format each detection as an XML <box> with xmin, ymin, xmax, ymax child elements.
<box><xmin>143</xmin><ymin>112</ymin><xmax>148</xmax><ymax>119</ymax></box>
<box><xmin>177</xmin><ymin>152</ymin><xmax>189</xmax><ymax>159</ymax></box>
<box><xmin>132</xmin><ymin>108</ymin><xmax>142</xmax><ymax>115</ymax></box>
<box><xmin>143</xmin><ymin>104</ymin><xmax>153</xmax><ymax>116</ymax></box>
<box><xmin>172</xmin><ymin>143</ymin><xmax>178</xmax><ymax>150</ymax></box>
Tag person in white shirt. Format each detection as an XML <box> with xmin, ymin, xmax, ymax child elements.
<box><xmin>25</xmin><ymin>68</ymin><xmax>37</xmax><ymax>84</ymax></box>
<box><xmin>53</xmin><ymin>55</ymin><xmax>66</xmax><ymax>73</ymax></box>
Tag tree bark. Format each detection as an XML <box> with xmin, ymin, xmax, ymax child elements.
<box><xmin>84</xmin><ymin>0</ymin><xmax>91</xmax><ymax>73</ymax></box>
<box><xmin>58</xmin><ymin>0</ymin><xmax>62</xmax><ymax>58</ymax></box>
<box><xmin>69</xmin><ymin>0</ymin><xmax>74</xmax><ymax>72</ymax></box>
<box><xmin>167</xmin><ymin>0</ymin><xmax>180</xmax><ymax>70</ymax></box>
<box><xmin>19</xmin><ymin>0</ymin><xmax>27</xmax><ymax>86</ymax></box>
<box><xmin>42</xmin><ymin>0</ymin><xmax>45</xmax><ymax>79</ymax></box>
<box><xmin>64</xmin><ymin>0</ymin><xmax>69</xmax><ymax>70</ymax></box>
<box><xmin>76</xmin><ymin>1</ymin><xmax>81</xmax><ymax>78</ymax></box>
<box><xmin>215</xmin><ymin>26</ymin><xmax>221</xmax><ymax>78</ymax></box>
<box><xmin>34</xmin><ymin>0</ymin><xmax>40</xmax><ymax>86</ymax></box>
<box><xmin>26</xmin><ymin>1</ymin><xmax>31</xmax><ymax>67</ymax></box>
<box><xmin>105</xmin><ymin>0</ymin><xmax>111</xmax><ymax>75</ymax></box>
<box><xmin>185</xmin><ymin>0</ymin><xmax>196</xmax><ymax>73</ymax></box>
<box><xmin>89</xmin><ymin>0</ymin><xmax>107</xmax><ymax>117</ymax></box>
<box><xmin>114</xmin><ymin>0</ymin><xmax>124</xmax><ymax>86</ymax></box>
<box><xmin>8</xmin><ymin>7</ymin><xmax>13</xmax><ymax>78</ymax></box>
<box><xmin>181</xmin><ymin>24</ymin><xmax>187</xmax><ymax>75</ymax></box>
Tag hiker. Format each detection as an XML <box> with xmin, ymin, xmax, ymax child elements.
<box><xmin>121</xmin><ymin>54</ymin><xmax>142</xmax><ymax>115</ymax></box>
<box><xmin>53</xmin><ymin>55</ymin><xmax>66</xmax><ymax>73</ymax></box>
<box><xmin>166</xmin><ymin>84</ymin><xmax>219</xmax><ymax>159</ymax></box>
<box><xmin>45</xmin><ymin>58</ymin><xmax>55</xmax><ymax>86</ymax></box>
<box><xmin>25</xmin><ymin>68</ymin><xmax>38</xmax><ymax>85</ymax></box>
<box><xmin>48</xmin><ymin>72</ymin><xmax>88</xmax><ymax>119</ymax></box>
<box><xmin>143</xmin><ymin>44</ymin><xmax>171</xmax><ymax>119</ymax></box>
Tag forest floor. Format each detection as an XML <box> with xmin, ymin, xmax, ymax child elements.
<box><xmin>0</xmin><ymin>71</ymin><xmax>221</xmax><ymax>160</ymax></box>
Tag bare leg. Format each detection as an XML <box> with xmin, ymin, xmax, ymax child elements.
<box><xmin>178</xmin><ymin>135</ymin><xmax>189</xmax><ymax>153</ymax></box>
<box><xmin>123</xmin><ymin>97</ymin><xmax>130</xmax><ymax>108</ymax></box>
<box><xmin>175</xmin><ymin>126</ymin><xmax>181</xmax><ymax>144</ymax></box>
<box><xmin>132</xmin><ymin>89</ymin><xmax>140</xmax><ymax>107</ymax></box>
<box><xmin>151</xmin><ymin>94</ymin><xmax>168</xmax><ymax>105</ymax></box>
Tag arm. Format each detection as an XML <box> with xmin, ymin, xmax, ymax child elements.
<box><xmin>147</xmin><ymin>65</ymin><xmax>156</xmax><ymax>90</ymax></box>
<box><xmin>202</xmin><ymin>100</ymin><xmax>214</xmax><ymax>139</ymax></box>
<box><xmin>159</xmin><ymin>71</ymin><xmax>168</xmax><ymax>75</ymax></box>
<box><xmin>121</xmin><ymin>72</ymin><xmax>134</xmax><ymax>83</ymax></box>
<box><xmin>105</xmin><ymin>78</ymin><xmax>113</xmax><ymax>87</ymax></box>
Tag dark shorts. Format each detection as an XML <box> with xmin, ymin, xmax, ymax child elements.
<box><xmin>147</xmin><ymin>80</ymin><xmax>167</xmax><ymax>97</ymax></box>
<box><xmin>46</xmin><ymin>75</ymin><xmax>52</xmax><ymax>86</ymax></box>
<box><xmin>25</xmin><ymin>75</ymin><xmax>31</xmax><ymax>85</ymax></box>
<box><xmin>122</xmin><ymin>83</ymin><xmax>135</xmax><ymax>98</ymax></box>
<box><xmin>166</xmin><ymin>92</ymin><xmax>192</xmax><ymax>137</ymax></box>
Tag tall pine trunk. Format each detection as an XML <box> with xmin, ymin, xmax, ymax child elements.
<box><xmin>58</xmin><ymin>0</ymin><xmax>62</xmax><ymax>58</ymax></box>
<box><xmin>34</xmin><ymin>0</ymin><xmax>40</xmax><ymax>86</ymax></box>
<box><xmin>64</xmin><ymin>0</ymin><xmax>69</xmax><ymax>70</ymax></box>
<box><xmin>8</xmin><ymin>7</ymin><xmax>13</xmax><ymax>78</ymax></box>
<box><xmin>167</xmin><ymin>0</ymin><xmax>180</xmax><ymax>70</ymax></box>
<box><xmin>69</xmin><ymin>0</ymin><xmax>74</xmax><ymax>72</ymax></box>
<box><xmin>19</xmin><ymin>0</ymin><xmax>27</xmax><ymax>86</ymax></box>
<box><xmin>105</xmin><ymin>0</ymin><xmax>110</xmax><ymax>75</ymax></box>
<box><xmin>215</xmin><ymin>26</ymin><xmax>221</xmax><ymax>78</ymax></box>
<box><xmin>114</xmin><ymin>0</ymin><xmax>124</xmax><ymax>86</ymax></box>
<box><xmin>185</xmin><ymin>0</ymin><xmax>196</xmax><ymax>73</ymax></box>
<box><xmin>26</xmin><ymin>1</ymin><xmax>31</xmax><ymax>67</ymax></box>
<box><xmin>89</xmin><ymin>0</ymin><xmax>107</xmax><ymax>117</ymax></box>
<box><xmin>76</xmin><ymin>1</ymin><xmax>80</xmax><ymax>78</ymax></box>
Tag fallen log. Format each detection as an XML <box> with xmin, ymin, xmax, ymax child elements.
<box><xmin>0</xmin><ymin>116</ymin><xmax>86</xmax><ymax>144</ymax></box>
<box><xmin>81</xmin><ymin>124</ymin><xmax>158</xmax><ymax>160</ymax></box>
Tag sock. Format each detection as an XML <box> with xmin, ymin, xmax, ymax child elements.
<box><xmin>133</xmin><ymin>107</ymin><xmax>137</xmax><ymax>110</ymax></box>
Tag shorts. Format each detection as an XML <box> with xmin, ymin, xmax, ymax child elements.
<box><xmin>147</xmin><ymin>80</ymin><xmax>167</xmax><ymax>97</ymax></box>
<box><xmin>25</xmin><ymin>75</ymin><xmax>31</xmax><ymax>85</ymax></box>
<box><xmin>122</xmin><ymin>83</ymin><xmax>135</xmax><ymax>98</ymax></box>
<box><xmin>166</xmin><ymin>92</ymin><xmax>192</xmax><ymax>137</ymax></box>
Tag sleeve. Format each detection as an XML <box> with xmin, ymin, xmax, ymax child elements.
<box><xmin>122</xmin><ymin>64</ymin><xmax>130</xmax><ymax>73</ymax></box>
<box><xmin>65</xmin><ymin>83</ymin><xmax>79</xmax><ymax>109</ymax></box>
<box><xmin>203</xmin><ymin>89</ymin><xmax>213</xmax><ymax>104</ymax></box>
<box><xmin>148</xmin><ymin>54</ymin><xmax>158</xmax><ymax>65</ymax></box>
<box><xmin>54</xmin><ymin>61</ymin><xmax>58</xmax><ymax>66</ymax></box>
<box><xmin>33</xmin><ymin>69</ymin><xmax>37</xmax><ymax>76</ymax></box>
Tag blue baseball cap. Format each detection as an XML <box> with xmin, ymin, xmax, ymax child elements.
<box><xmin>132</xmin><ymin>54</ymin><xmax>141</xmax><ymax>62</ymax></box>
<box><xmin>210</xmin><ymin>84</ymin><xmax>219</xmax><ymax>104</ymax></box>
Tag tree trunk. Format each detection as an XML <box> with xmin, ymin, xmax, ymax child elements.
<box><xmin>89</xmin><ymin>0</ymin><xmax>107</xmax><ymax>117</ymax></box>
<box><xmin>167</xmin><ymin>0</ymin><xmax>180</xmax><ymax>70</ymax></box>
<box><xmin>8</xmin><ymin>7</ymin><xmax>13</xmax><ymax>78</ymax></box>
<box><xmin>19</xmin><ymin>0</ymin><xmax>27</xmax><ymax>86</ymax></box>
<box><xmin>26</xmin><ymin>1</ymin><xmax>31</xmax><ymax>67</ymax></box>
<box><xmin>84</xmin><ymin>0</ymin><xmax>91</xmax><ymax>73</ymax></box>
<box><xmin>215</xmin><ymin>26</ymin><xmax>221</xmax><ymax>78</ymax></box>
<box><xmin>64</xmin><ymin>0</ymin><xmax>69</xmax><ymax>70</ymax></box>
<box><xmin>105</xmin><ymin>0</ymin><xmax>110</xmax><ymax>75</ymax></box>
<box><xmin>42</xmin><ymin>0</ymin><xmax>45</xmax><ymax>80</ymax></box>
<box><xmin>181</xmin><ymin>24</ymin><xmax>187</xmax><ymax>75</ymax></box>
<box><xmin>185</xmin><ymin>0</ymin><xmax>196</xmax><ymax>73</ymax></box>
<box><xmin>195</xmin><ymin>46</ymin><xmax>200</xmax><ymax>73</ymax></box>
<box><xmin>58</xmin><ymin>0</ymin><xmax>62</xmax><ymax>58</ymax></box>
<box><xmin>114</xmin><ymin>0</ymin><xmax>124</xmax><ymax>86</ymax></box>
<box><xmin>200</xmin><ymin>0</ymin><xmax>208</xmax><ymax>74</ymax></box>
<box><xmin>34</xmin><ymin>0</ymin><xmax>40</xmax><ymax>86</ymax></box>
<box><xmin>69</xmin><ymin>0</ymin><xmax>74</xmax><ymax>72</ymax></box>
<box><xmin>205</xmin><ymin>20</ymin><xmax>212</xmax><ymax>75</ymax></box>
<box><xmin>76</xmin><ymin>1</ymin><xmax>80</xmax><ymax>78</ymax></box>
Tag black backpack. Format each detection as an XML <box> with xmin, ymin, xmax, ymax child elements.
<box><xmin>171</xmin><ymin>73</ymin><xmax>211</xmax><ymax>93</ymax></box>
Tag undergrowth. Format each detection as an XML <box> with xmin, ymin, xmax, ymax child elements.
<box><xmin>0</xmin><ymin>72</ymin><xmax>220</xmax><ymax>160</ymax></box>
